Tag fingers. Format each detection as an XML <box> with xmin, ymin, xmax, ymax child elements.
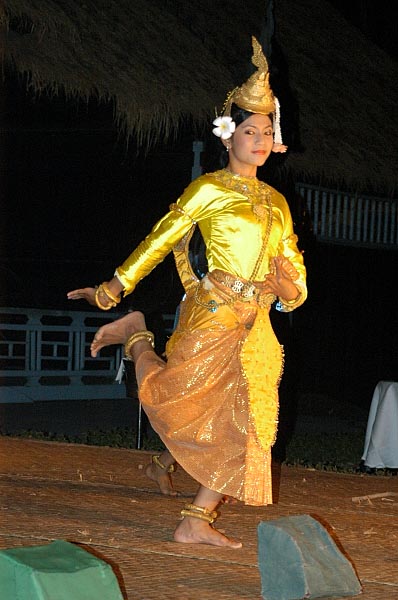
<box><xmin>266</xmin><ymin>257</ymin><xmax>300</xmax><ymax>298</ymax></box>
<box><xmin>67</xmin><ymin>287</ymin><xmax>97</xmax><ymax>305</ymax></box>
<box><xmin>67</xmin><ymin>289</ymin><xmax>87</xmax><ymax>300</ymax></box>
<box><xmin>67</xmin><ymin>290</ymin><xmax>80</xmax><ymax>299</ymax></box>
<box><xmin>270</xmin><ymin>256</ymin><xmax>286</xmax><ymax>279</ymax></box>
<box><xmin>272</xmin><ymin>256</ymin><xmax>299</xmax><ymax>280</ymax></box>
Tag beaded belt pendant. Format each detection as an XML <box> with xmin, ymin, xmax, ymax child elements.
<box><xmin>231</xmin><ymin>278</ymin><xmax>256</xmax><ymax>300</ymax></box>
<box><xmin>241</xmin><ymin>282</ymin><xmax>256</xmax><ymax>299</ymax></box>
<box><xmin>231</xmin><ymin>279</ymin><xmax>244</xmax><ymax>293</ymax></box>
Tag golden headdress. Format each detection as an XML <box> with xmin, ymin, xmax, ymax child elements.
<box><xmin>213</xmin><ymin>36</ymin><xmax>284</xmax><ymax>147</ymax></box>
<box><xmin>222</xmin><ymin>37</ymin><xmax>276</xmax><ymax>117</ymax></box>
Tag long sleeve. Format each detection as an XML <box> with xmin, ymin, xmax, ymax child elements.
<box><xmin>115</xmin><ymin>172</ymin><xmax>307</xmax><ymax>306</ymax></box>
<box><xmin>115</xmin><ymin>176</ymin><xmax>225</xmax><ymax>294</ymax></box>
<box><xmin>273</xmin><ymin>198</ymin><xmax>307</xmax><ymax>312</ymax></box>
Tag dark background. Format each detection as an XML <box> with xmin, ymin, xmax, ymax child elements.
<box><xmin>1</xmin><ymin>0</ymin><xmax>397</xmax><ymax>420</ymax></box>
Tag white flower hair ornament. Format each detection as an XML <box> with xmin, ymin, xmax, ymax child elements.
<box><xmin>212</xmin><ymin>116</ymin><xmax>236</xmax><ymax>140</ymax></box>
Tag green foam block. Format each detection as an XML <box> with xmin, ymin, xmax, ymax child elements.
<box><xmin>258</xmin><ymin>514</ymin><xmax>362</xmax><ymax>600</ymax></box>
<box><xmin>0</xmin><ymin>540</ymin><xmax>124</xmax><ymax>600</ymax></box>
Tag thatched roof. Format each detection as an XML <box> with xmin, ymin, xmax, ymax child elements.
<box><xmin>2</xmin><ymin>0</ymin><xmax>398</xmax><ymax>194</ymax></box>
<box><xmin>274</xmin><ymin>0</ymin><xmax>398</xmax><ymax>196</ymax></box>
<box><xmin>1</xmin><ymin>0</ymin><xmax>265</xmax><ymax>143</ymax></box>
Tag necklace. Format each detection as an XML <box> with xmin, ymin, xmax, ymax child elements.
<box><xmin>213</xmin><ymin>169</ymin><xmax>272</xmax><ymax>221</ymax></box>
<box><xmin>224</xmin><ymin>167</ymin><xmax>256</xmax><ymax>178</ymax></box>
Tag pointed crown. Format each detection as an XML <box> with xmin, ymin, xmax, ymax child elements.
<box><xmin>223</xmin><ymin>37</ymin><xmax>275</xmax><ymax>117</ymax></box>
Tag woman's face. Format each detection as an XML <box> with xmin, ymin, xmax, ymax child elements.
<box><xmin>226</xmin><ymin>113</ymin><xmax>273</xmax><ymax>176</ymax></box>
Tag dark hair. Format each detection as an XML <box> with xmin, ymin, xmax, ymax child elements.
<box><xmin>230</xmin><ymin>104</ymin><xmax>274</xmax><ymax>127</ymax></box>
<box><xmin>230</xmin><ymin>104</ymin><xmax>255</xmax><ymax>127</ymax></box>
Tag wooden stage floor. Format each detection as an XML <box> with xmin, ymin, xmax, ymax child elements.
<box><xmin>1</xmin><ymin>437</ymin><xmax>397</xmax><ymax>599</ymax></box>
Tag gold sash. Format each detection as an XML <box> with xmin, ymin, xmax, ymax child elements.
<box><xmin>172</xmin><ymin>226</ymin><xmax>283</xmax><ymax>452</ymax></box>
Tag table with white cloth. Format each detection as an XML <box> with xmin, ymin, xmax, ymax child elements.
<box><xmin>361</xmin><ymin>380</ymin><xmax>398</xmax><ymax>469</ymax></box>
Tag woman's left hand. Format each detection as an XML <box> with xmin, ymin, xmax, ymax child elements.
<box><xmin>264</xmin><ymin>256</ymin><xmax>300</xmax><ymax>300</ymax></box>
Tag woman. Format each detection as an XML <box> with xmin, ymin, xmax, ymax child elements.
<box><xmin>68</xmin><ymin>37</ymin><xmax>307</xmax><ymax>549</ymax></box>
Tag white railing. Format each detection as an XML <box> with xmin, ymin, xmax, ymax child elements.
<box><xmin>0</xmin><ymin>307</ymin><xmax>174</xmax><ymax>403</ymax></box>
<box><xmin>296</xmin><ymin>183</ymin><xmax>398</xmax><ymax>248</ymax></box>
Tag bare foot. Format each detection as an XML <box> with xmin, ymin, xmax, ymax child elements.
<box><xmin>146</xmin><ymin>461</ymin><xmax>178</xmax><ymax>496</ymax></box>
<box><xmin>174</xmin><ymin>517</ymin><xmax>242</xmax><ymax>549</ymax></box>
<box><xmin>91</xmin><ymin>311</ymin><xmax>146</xmax><ymax>357</ymax></box>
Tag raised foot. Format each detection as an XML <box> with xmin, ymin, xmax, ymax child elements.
<box><xmin>222</xmin><ymin>495</ymin><xmax>238</xmax><ymax>505</ymax></box>
<box><xmin>174</xmin><ymin>518</ymin><xmax>242</xmax><ymax>549</ymax></box>
<box><xmin>145</xmin><ymin>461</ymin><xmax>178</xmax><ymax>496</ymax></box>
<box><xmin>91</xmin><ymin>311</ymin><xmax>147</xmax><ymax>357</ymax></box>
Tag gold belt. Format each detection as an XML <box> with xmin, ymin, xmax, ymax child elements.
<box><xmin>210</xmin><ymin>270</ymin><xmax>263</xmax><ymax>301</ymax></box>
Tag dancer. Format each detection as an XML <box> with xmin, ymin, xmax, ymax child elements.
<box><xmin>68</xmin><ymin>37</ymin><xmax>307</xmax><ymax>548</ymax></box>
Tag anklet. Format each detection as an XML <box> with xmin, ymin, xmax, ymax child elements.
<box><xmin>124</xmin><ymin>330</ymin><xmax>155</xmax><ymax>359</ymax></box>
<box><xmin>180</xmin><ymin>503</ymin><xmax>218</xmax><ymax>524</ymax></box>
<box><xmin>152</xmin><ymin>454</ymin><xmax>176</xmax><ymax>473</ymax></box>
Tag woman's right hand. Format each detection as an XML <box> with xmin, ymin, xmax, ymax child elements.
<box><xmin>67</xmin><ymin>287</ymin><xmax>97</xmax><ymax>306</ymax></box>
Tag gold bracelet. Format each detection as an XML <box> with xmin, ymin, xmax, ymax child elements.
<box><xmin>95</xmin><ymin>286</ymin><xmax>114</xmax><ymax>310</ymax></box>
<box><xmin>124</xmin><ymin>330</ymin><xmax>155</xmax><ymax>358</ymax></box>
<box><xmin>98</xmin><ymin>284</ymin><xmax>118</xmax><ymax>307</ymax></box>
<box><xmin>280</xmin><ymin>289</ymin><xmax>302</xmax><ymax>305</ymax></box>
<box><xmin>101</xmin><ymin>282</ymin><xmax>121</xmax><ymax>304</ymax></box>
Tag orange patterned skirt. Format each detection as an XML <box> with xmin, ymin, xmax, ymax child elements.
<box><xmin>135</xmin><ymin>275</ymin><xmax>283</xmax><ymax>506</ymax></box>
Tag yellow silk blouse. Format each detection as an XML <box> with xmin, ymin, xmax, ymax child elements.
<box><xmin>116</xmin><ymin>169</ymin><xmax>306</xmax><ymax>304</ymax></box>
